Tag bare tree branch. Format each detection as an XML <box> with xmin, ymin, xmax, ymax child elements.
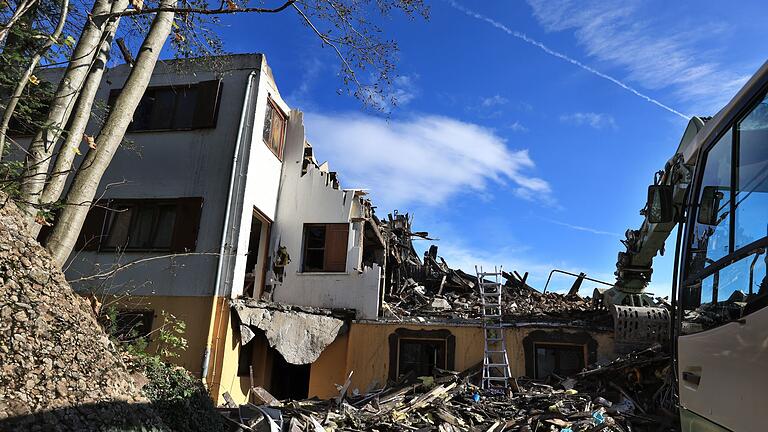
<box><xmin>99</xmin><ymin>0</ymin><xmax>295</xmax><ymax>18</ymax></box>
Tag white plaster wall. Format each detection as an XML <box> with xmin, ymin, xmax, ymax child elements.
<box><xmin>65</xmin><ymin>54</ymin><xmax>281</xmax><ymax>299</ymax></box>
<box><xmin>228</xmin><ymin>63</ymin><xmax>287</xmax><ymax>298</ymax></box>
<box><xmin>269</xmin><ymin>111</ymin><xmax>381</xmax><ymax>319</ymax></box>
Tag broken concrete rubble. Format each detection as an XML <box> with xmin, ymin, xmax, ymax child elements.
<box><xmin>378</xmin><ymin>212</ymin><xmax>612</xmax><ymax>327</ymax></box>
<box><xmin>224</xmin><ymin>348</ymin><xmax>674</xmax><ymax>432</ymax></box>
<box><xmin>233</xmin><ymin>299</ymin><xmax>350</xmax><ymax>365</ymax></box>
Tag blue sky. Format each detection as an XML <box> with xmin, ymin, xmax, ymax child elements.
<box><xmin>217</xmin><ymin>0</ymin><xmax>767</xmax><ymax>295</ymax></box>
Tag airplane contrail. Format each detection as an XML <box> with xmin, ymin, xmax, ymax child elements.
<box><xmin>448</xmin><ymin>0</ymin><xmax>691</xmax><ymax>120</ymax></box>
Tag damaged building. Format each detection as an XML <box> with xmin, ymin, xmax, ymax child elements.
<box><xmin>41</xmin><ymin>53</ymin><xmax>640</xmax><ymax>407</ymax></box>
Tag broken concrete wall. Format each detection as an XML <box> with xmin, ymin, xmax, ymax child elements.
<box><xmin>233</xmin><ymin>302</ymin><xmax>345</xmax><ymax>365</ymax></box>
<box><xmin>266</xmin><ymin>111</ymin><xmax>382</xmax><ymax>319</ymax></box>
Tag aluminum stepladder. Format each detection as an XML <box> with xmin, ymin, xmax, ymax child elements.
<box><xmin>476</xmin><ymin>266</ymin><xmax>512</xmax><ymax>390</ymax></box>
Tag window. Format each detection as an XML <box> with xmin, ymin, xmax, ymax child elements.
<box><xmin>77</xmin><ymin>197</ymin><xmax>203</xmax><ymax>253</ymax></box>
<box><xmin>523</xmin><ymin>330</ymin><xmax>597</xmax><ymax>379</ymax></box>
<box><xmin>263</xmin><ymin>99</ymin><xmax>286</xmax><ymax>159</ymax></box>
<box><xmin>688</xmin><ymin>130</ymin><xmax>733</xmax><ymax>276</ymax></box>
<box><xmin>682</xmin><ymin>248</ymin><xmax>767</xmax><ymax>334</ymax></box>
<box><xmin>105</xmin><ymin>202</ymin><xmax>177</xmax><ymax>250</ymax></box>
<box><xmin>398</xmin><ymin>339</ymin><xmax>446</xmax><ymax>378</ymax></box>
<box><xmin>301</xmin><ymin>223</ymin><xmax>349</xmax><ymax>272</ymax></box>
<box><xmin>109</xmin><ymin>80</ymin><xmax>222</xmax><ymax>132</ymax></box>
<box><xmin>735</xmin><ymin>94</ymin><xmax>768</xmax><ymax>250</ymax></box>
<box><xmin>681</xmin><ymin>91</ymin><xmax>768</xmax><ymax>334</ymax></box>
<box><xmin>533</xmin><ymin>343</ymin><xmax>585</xmax><ymax>379</ymax></box>
<box><xmin>104</xmin><ymin>310</ymin><xmax>154</xmax><ymax>343</ymax></box>
<box><xmin>388</xmin><ymin>328</ymin><xmax>456</xmax><ymax>381</ymax></box>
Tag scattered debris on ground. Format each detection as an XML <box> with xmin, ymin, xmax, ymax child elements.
<box><xmin>225</xmin><ymin>345</ymin><xmax>675</xmax><ymax>432</ymax></box>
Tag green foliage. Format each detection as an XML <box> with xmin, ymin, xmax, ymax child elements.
<box><xmin>0</xmin><ymin>159</ymin><xmax>24</xmax><ymax>199</ymax></box>
<box><xmin>134</xmin><ymin>355</ymin><xmax>227</xmax><ymax>431</ymax></box>
<box><xmin>155</xmin><ymin>310</ymin><xmax>187</xmax><ymax>358</ymax></box>
<box><xmin>99</xmin><ymin>305</ymin><xmax>187</xmax><ymax>360</ymax></box>
<box><xmin>100</xmin><ymin>305</ymin><xmax>226</xmax><ymax>431</ymax></box>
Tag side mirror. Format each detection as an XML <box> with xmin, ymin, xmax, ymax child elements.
<box><xmin>647</xmin><ymin>185</ymin><xmax>674</xmax><ymax>223</ymax></box>
<box><xmin>698</xmin><ymin>186</ymin><xmax>724</xmax><ymax>225</ymax></box>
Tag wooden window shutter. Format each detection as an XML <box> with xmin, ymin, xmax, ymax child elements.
<box><xmin>76</xmin><ymin>204</ymin><xmax>108</xmax><ymax>251</ymax></box>
<box><xmin>192</xmin><ymin>79</ymin><xmax>222</xmax><ymax>129</ymax></box>
<box><xmin>171</xmin><ymin>197</ymin><xmax>203</xmax><ymax>253</ymax></box>
<box><xmin>323</xmin><ymin>223</ymin><xmax>349</xmax><ymax>272</ymax></box>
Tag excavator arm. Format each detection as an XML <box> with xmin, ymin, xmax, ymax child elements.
<box><xmin>600</xmin><ymin>116</ymin><xmax>709</xmax><ymax>352</ymax></box>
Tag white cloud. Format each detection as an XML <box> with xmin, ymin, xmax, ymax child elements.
<box><xmin>481</xmin><ymin>94</ymin><xmax>509</xmax><ymax>107</ymax></box>
<box><xmin>304</xmin><ymin>112</ymin><xmax>554</xmax><ymax>208</ymax></box>
<box><xmin>544</xmin><ymin>219</ymin><xmax>622</xmax><ymax>238</ymax></box>
<box><xmin>508</xmin><ymin>121</ymin><xmax>528</xmax><ymax>132</ymax></box>
<box><xmin>526</xmin><ymin>0</ymin><xmax>750</xmax><ymax>112</ymax></box>
<box><xmin>559</xmin><ymin>112</ymin><xmax>616</xmax><ymax>129</ymax></box>
<box><xmin>392</xmin><ymin>75</ymin><xmax>418</xmax><ymax>106</ymax></box>
<box><xmin>448</xmin><ymin>0</ymin><xmax>688</xmax><ymax>119</ymax></box>
<box><xmin>360</xmin><ymin>74</ymin><xmax>419</xmax><ymax>112</ymax></box>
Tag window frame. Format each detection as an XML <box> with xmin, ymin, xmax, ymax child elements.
<box><xmin>104</xmin><ymin>310</ymin><xmax>155</xmax><ymax>344</ymax></box>
<box><xmin>108</xmin><ymin>80</ymin><xmax>222</xmax><ymax>133</ymax></box>
<box><xmin>683</xmin><ymin>90</ymin><xmax>768</xmax><ymax>286</ymax></box>
<box><xmin>679</xmin><ymin>87</ymin><xmax>768</xmax><ymax>326</ymax></box>
<box><xmin>532</xmin><ymin>342</ymin><xmax>586</xmax><ymax>380</ymax></box>
<box><xmin>300</xmin><ymin>223</ymin><xmax>349</xmax><ymax>273</ymax></box>
<box><xmin>262</xmin><ymin>98</ymin><xmax>287</xmax><ymax>160</ymax></box>
<box><xmin>76</xmin><ymin>197</ymin><xmax>203</xmax><ymax>254</ymax></box>
<box><xmin>387</xmin><ymin>328</ymin><xmax>456</xmax><ymax>381</ymax></box>
<box><xmin>522</xmin><ymin>330</ymin><xmax>597</xmax><ymax>378</ymax></box>
<box><xmin>102</xmin><ymin>199</ymin><xmax>180</xmax><ymax>252</ymax></box>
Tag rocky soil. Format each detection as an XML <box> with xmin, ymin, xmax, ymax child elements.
<box><xmin>0</xmin><ymin>194</ymin><xmax>166</xmax><ymax>431</ymax></box>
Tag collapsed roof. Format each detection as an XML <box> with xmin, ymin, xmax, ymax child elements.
<box><xmin>378</xmin><ymin>212</ymin><xmax>612</xmax><ymax>327</ymax></box>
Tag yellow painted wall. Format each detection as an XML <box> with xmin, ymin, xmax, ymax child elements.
<box><xmin>308</xmin><ymin>332</ymin><xmax>350</xmax><ymax>399</ymax></box>
<box><xmin>307</xmin><ymin>322</ymin><xmax>615</xmax><ymax>398</ymax></box>
<box><xmin>103</xmin><ymin>294</ymin><xmax>247</xmax><ymax>406</ymax></box>
<box><xmin>103</xmin><ymin>295</ymin><xmax>216</xmax><ymax>375</ymax></box>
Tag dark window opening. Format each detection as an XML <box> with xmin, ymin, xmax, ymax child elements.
<box><xmin>398</xmin><ymin>338</ymin><xmax>446</xmax><ymax>379</ymax></box>
<box><xmin>362</xmin><ymin>220</ymin><xmax>386</xmax><ymax>268</ymax></box>
<box><xmin>270</xmin><ymin>350</ymin><xmax>310</xmax><ymax>400</ymax></box>
<box><xmin>105</xmin><ymin>202</ymin><xmax>177</xmax><ymax>250</ymax></box>
<box><xmin>244</xmin><ymin>210</ymin><xmax>270</xmax><ymax>298</ymax></box>
<box><xmin>263</xmin><ymin>99</ymin><xmax>286</xmax><ymax>159</ymax></box>
<box><xmin>246</xmin><ymin>216</ymin><xmax>263</xmax><ymax>274</ymax></box>
<box><xmin>388</xmin><ymin>328</ymin><xmax>456</xmax><ymax>382</ymax></box>
<box><xmin>77</xmin><ymin>197</ymin><xmax>203</xmax><ymax>253</ymax></box>
<box><xmin>104</xmin><ymin>310</ymin><xmax>154</xmax><ymax>343</ymax></box>
<box><xmin>238</xmin><ymin>341</ymin><xmax>255</xmax><ymax>377</ymax></box>
<box><xmin>109</xmin><ymin>80</ymin><xmax>222</xmax><ymax>132</ymax></box>
<box><xmin>533</xmin><ymin>343</ymin><xmax>585</xmax><ymax>379</ymax></box>
<box><xmin>523</xmin><ymin>330</ymin><xmax>597</xmax><ymax>379</ymax></box>
<box><xmin>301</xmin><ymin>223</ymin><xmax>348</xmax><ymax>272</ymax></box>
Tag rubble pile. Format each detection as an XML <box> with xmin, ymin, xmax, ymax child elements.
<box><xmin>0</xmin><ymin>194</ymin><xmax>166</xmax><ymax>431</ymax></box>
<box><xmin>228</xmin><ymin>346</ymin><xmax>675</xmax><ymax>432</ymax></box>
<box><xmin>574</xmin><ymin>344</ymin><xmax>677</xmax><ymax>431</ymax></box>
<box><xmin>380</xmin><ymin>212</ymin><xmax>609</xmax><ymax>324</ymax></box>
<box><xmin>229</xmin><ymin>372</ymin><xmax>637</xmax><ymax>432</ymax></box>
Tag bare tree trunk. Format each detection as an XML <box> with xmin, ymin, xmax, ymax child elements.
<box><xmin>0</xmin><ymin>0</ymin><xmax>38</xmax><ymax>45</ymax></box>
<box><xmin>0</xmin><ymin>0</ymin><xmax>69</xmax><ymax>160</ymax></box>
<box><xmin>18</xmin><ymin>0</ymin><xmax>113</xmax><ymax>225</ymax></box>
<box><xmin>37</xmin><ymin>0</ymin><xmax>128</xmax><ymax>209</ymax></box>
<box><xmin>46</xmin><ymin>0</ymin><xmax>176</xmax><ymax>266</ymax></box>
